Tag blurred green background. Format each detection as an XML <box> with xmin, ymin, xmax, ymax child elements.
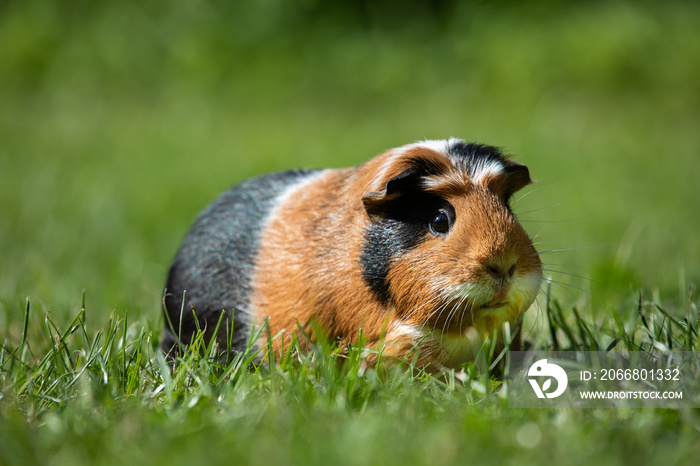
<box><xmin>1</xmin><ymin>0</ymin><xmax>698</xmax><ymax>329</ymax></box>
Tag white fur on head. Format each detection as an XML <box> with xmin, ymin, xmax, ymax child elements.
<box><xmin>400</xmin><ymin>138</ymin><xmax>508</xmax><ymax>187</ymax></box>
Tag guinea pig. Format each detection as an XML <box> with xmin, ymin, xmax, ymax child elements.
<box><xmin>161</xmin><ymin>138</ymin><xmax>543</xmax><ymax>371</ymax></box>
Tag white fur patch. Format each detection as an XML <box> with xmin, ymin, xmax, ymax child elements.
<box><xmin>411</xmin><ymin>139</ymin><xmax>450</xmax><ymax>155</ymax></box>
<box><xmin>401</xmin><ymin>138</ymin><xmax>464</xmax><ymax>158</ymax></box>
<box><xmin>420</xmin><ymin>175</ymin><xmax>452</xmax><ymax>190</ymax></box>
<box><xmin>448</xmin><ymin>282</ymin><xmax>491</xmax><ymax>306</ymax></box>
<box><xmin>387</xmin><ymin>322</ymin><xmax>427</xmax><ymax>341</ymax></box>
<box><xmin>470</xmin><ymin>159</ymin><xmax>505</xmax><ymax>184</ymax></box>
<box><xmin>269</xmin><ymin>170</ymin><xmax>332</xmax><ymax>214</ymax></box>
<box><xmin>400</xmin><ymin>138</ymin><xmax>507</xmax><ymax>187</ymax></box>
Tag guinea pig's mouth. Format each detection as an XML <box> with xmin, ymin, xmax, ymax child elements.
<box><xmin>434</xmin><ymin>297</ymin><xmax>512</xmax><ymax>333</ymax></box>
<box><xmin>479</xmin><ymin>301</ymin><xmax>509</xmax><ymax>310</ymax></box>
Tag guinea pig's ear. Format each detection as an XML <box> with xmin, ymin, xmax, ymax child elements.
<box><xmin>362</xmin><ymin>169</ymin><xmax>419</xmax><ymax>221</ymax></box>
<box><xmin>506</xmin><ymin>160</ymin><xmax>534</xmax><ymax>193</ymax></box>
<box><xmin>490</xmin><ymin>160</ymin><xmax>534</xmax><ymax>202</ymax></box>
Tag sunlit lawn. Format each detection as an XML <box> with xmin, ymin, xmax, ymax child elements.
<box><xmin>1</xmin><ymin>1</ymin><xmax>699</xmax><ymax>465</ymax></box>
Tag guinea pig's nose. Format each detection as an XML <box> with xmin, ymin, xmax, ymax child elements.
<box><xmin>485</xmin><ymin>263</ymin><xmax>517</xmax><ymax>281</ymax></box>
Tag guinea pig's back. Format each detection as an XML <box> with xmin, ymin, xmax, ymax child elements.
<box><xmin>162</xmin><ymin>169</ymin><xmax>322</xmax><ymax>356</ymax></box>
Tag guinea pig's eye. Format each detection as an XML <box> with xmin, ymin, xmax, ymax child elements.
<box><xmin>429</xmin><ymin>210</ymin><xmax>451</xmax><ymax>235</ymax></box>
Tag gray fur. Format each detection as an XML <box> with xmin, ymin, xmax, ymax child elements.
<box><xmin>162</xmin><ymin>169</ymin><xmax>319</xmax><ymax>357</ymax></box>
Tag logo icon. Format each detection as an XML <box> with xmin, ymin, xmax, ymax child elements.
<box><xmin>527</xmin><ymin>359</ymin><xmax>568</xmax><ymax>398</ymax></box>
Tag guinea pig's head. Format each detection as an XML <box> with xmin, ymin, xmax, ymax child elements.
<box><xmin>360</xmin><ymin>138</ymin><xmax>543</xmax><ymax>340</ymax></box>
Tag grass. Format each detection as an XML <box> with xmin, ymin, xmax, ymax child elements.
<box><xmin>1</xmin><ymin>287</ymin><xmax>699</xmax><ymax>465</ymax></box>
<box><xmin>1</xmin><ymin>1</ymin><xmax>700</xmax><ymax>465</ymax></box>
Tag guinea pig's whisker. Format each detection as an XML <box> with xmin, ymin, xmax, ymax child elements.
<box><xmin>530</xmin><ymin>229</ymin><xmax>555</xmax><ymax>241</ymax></box>
<box><xmin>442</xmin><ymin>316</ymin><xmax>457</xmax><ymax>347</ymax></box>
<box><xmin>419</xmin><ymin>300</ymin><xmax>453</xmax><ymax>335</ymax></box>
<box><xmin>454</xmin><ymin>286</ymin><xmax>475</xmax><ymax>329</ymax></box>
<box><xmin>540</xmin><ymin>262</ymin><xmax>588</xmax><ymax>269</ymax></box>
<box><xmin>401</xmin><ymin>294</ymin><xmax>441</xmax><ymax>323</ymax></box>
<box><xmin>543</xmin><ymin>276</ymin><xmax>591</xmax><ymax>296</ymax></box>
<box><xmin>459</xmin><ymin>292</ymin><xmax>477</xmax><ymax>331</ymax></box>
<box><xmin>514</xmin><ymin>203</ymin><xmax>564</xmax><ymax>216</ymax></box>
<box><xmin>414</xmin><ymin>297</ymin><xmax>439</xmax><ymax>331</ymax></box>
<box><xmin>521</xmin><ymin>295</ymin><xmax>545</xmax><ymax>343</ymax></box>
<box><xmin>510</xmin><ymin>182</ymin><xmax>560</xmax><ymax>206</ymax></box>
<box><xmin>538</xmin><ymin>280</ymin><xmax>582</xmax><ymax>301</ymax></box>
<box><xmin>540</xmin><ymin>268</ymin><xmax>595</xmax><ymax>284</ymax></box>
<box><xmin>519</xmin><ymin>218</ymin><xmax>586</xmax><ymax>224</ymax></box>
<box><xmin>428</xmin><ymin>301</ymin><xmax>452</xmax><ymax>332</ymax></box>
<box><xmin>533</xmin><ymin>246</ymin><xmax>594</xmax><ymax>256</ymax></box>
<box><xmin>440</xmin><ymin>301</ymin><xmax>461</xmax><ymax>340</ymax></box>
<box><xmin>449</xmin><ymin>295</ymin><xmax>474</xmax><ymax>343</ymax></box>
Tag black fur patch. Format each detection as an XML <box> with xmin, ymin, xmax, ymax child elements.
<box><xmin>360</xmin><ymin>192</ymin><xmax>451</xmax><ymax>303</ymax></box>
<box><xmin>361</xmin><ymin>219</ymin><xmax>425</xmax><ymax>303</ymax></box>
<box><xmin>447</xmin><ymin>140</ymin><xmax>530</xmax><ymax>207</ymax></box>
<box><xmin>447</xmin><ymin>141</ymin><xmax>509</xmax><ymax>177</ymax></box>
